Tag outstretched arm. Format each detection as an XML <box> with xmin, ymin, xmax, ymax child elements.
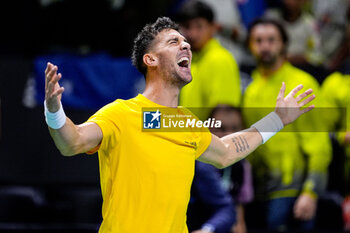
<box><xmin>45</xmin><ymin>62</ymin><xmax>102</xmax><ymax>156</ymax></box>
<box><xmin>198</xmin><ymin>83</ymin><xmax>315</xmax><ymax>168</ymax></box>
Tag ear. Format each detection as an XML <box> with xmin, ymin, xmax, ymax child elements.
<box><xmin>143</xmin><ymin>53</ymin><xmax>158</xmax><ymax>68</ymax></box>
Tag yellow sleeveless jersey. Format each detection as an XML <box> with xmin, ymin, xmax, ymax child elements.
<box><xmin>87</xmin><ymin>94</ymin><xmax>212</xmax><ymax>233</ymax></box>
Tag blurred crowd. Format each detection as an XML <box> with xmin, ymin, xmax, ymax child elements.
<box><xmin>170</xmin><ymin>0</ymin><xmax>350</xmax><ymax>232</ymax></box>
<box><xmin>1</xmin><ymin>0</ymin><xmax>350</xmax><ymax>232</ymax></box>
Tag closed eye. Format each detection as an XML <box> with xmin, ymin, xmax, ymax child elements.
<box><xmin>168</xmin><ymin>37</ymin><xmax>179</xmax><ymax>44</ymax></box>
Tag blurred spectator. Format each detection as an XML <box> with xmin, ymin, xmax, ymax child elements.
<box><xmin>321</xmin><ymin>71</ymin><xmax>350</xmax><ymax>231</ymax></box>
<box><xmin>311</xmin><ymin>0</ymin><xmax>350</xmax><ymax>69</ymax></box>
<box><xmin>322</xmin><ymin>0</ymin><xmax>350</xmax><ymax>71</ymax></box>
<box><xmin>188</xmin><ymin>161</ymin><xmax>236</xmax><ymax>233</ymax></box>
<box><xmin>243</xmin><ymin>18</ymin><xmax>331</xmax><ymax>232</ymax></box>
<box><xmin>173</xmin><ymin>0</ymin><xmax>241</xmax><ymax>120</ymax></box>
<box><xmin>210</xmin><ymin>105</ymin><xmax>254</xmax><ymax>233</ymax></box>
<box><xmin>265</xmin><ymin>0</ymin><xmax>321</xmax><ymax>66</ymax></box>
<box><xmin>199</xmin><ymin>0</ymin><xmax>252</xmax><ymax>66</ymax></box>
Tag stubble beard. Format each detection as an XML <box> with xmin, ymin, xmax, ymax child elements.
<box><xmin>162</xmin><ymin>62</ymin><xmax>192</xmax><ymax>88</ymax></box>
<box><xmin>171</xmin><ymin>69</ymin><xmax>192</xmax><ymax>89</ymax></box>
<box><xmin>257</xmin><ymin>53</ymin><xmax>279</xmax><ymax>69</ymax></box>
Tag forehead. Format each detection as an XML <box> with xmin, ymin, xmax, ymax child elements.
<box><xmin>251</xmin><ymin>24</ymin><xmax>281</xmax><ymax>39</ymax></box>
<box><xmin>155</xmin><ymin>29</ymin><xmax>186</xmax><ymax>42</ymax></box>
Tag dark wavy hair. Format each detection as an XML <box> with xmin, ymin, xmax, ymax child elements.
<box><xmin>131</xmin><ymin>17</ymin><xmax>179</xmax><ymax>77</ymax></box>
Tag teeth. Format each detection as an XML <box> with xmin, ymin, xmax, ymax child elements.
<box><xmin>177</xmin><ymin>57</ymin><xmax>189</xmax><ymax>64</ymax></box>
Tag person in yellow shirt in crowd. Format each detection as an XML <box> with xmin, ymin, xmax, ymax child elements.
<box><xmin>43</xmin><ymin>17</ymin><xmax>315</xmax><ymax>233</ymax></box>
<box><xmin>242</xmin><ymin>18</ymin><xmax>332</xmax><ymax>232</ymax></box>
<box><xmin>173</xmin><ymin>0</ymin><xmax>241</xmax><ymax>120</ymax></box>
<box><xmin>321</xmin><ymin>71</ymin><xmax>350</xmax><ymax>231</ymax></box>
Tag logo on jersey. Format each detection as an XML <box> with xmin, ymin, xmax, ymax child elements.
<box><xmin>143</xmin><ymin>110</ymin><xmax>161</xmax><ymax>129</ymax></box>
<box><xmin>142</xmin><ymin>107</ymin><xmax>222</xmax><ymax>132</ymax></box>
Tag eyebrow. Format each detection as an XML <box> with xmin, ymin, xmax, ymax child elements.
<box><xmin>167</xmin><ymin>34</ymin><xmax>187</xmax><ymax>43</ymax></box>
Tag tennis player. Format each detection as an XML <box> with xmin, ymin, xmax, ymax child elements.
<box><xmin>44</xmin><ymin>17</ymin><xmax>315</xmax><ymax>233</ymax></box>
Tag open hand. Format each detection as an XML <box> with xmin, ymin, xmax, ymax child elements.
<box><xmin>45</xmin><ymin>62</ymin><xmax>64</xmax><ymax>113</ymax></box>
<box><xmin>275</xmin><ymin>82</ymin><xmax>315</xmax><ymax>126</ymax></box>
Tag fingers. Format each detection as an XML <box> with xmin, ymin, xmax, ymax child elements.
<box><xmin>301</xmin><ymin>105</ymin><xmax>315</xmax><ymax>114</ymax></box>
<box><xmin>299</xmin><ymin>94</ymin><xmax>315</xmax><ymax>115</ymax></box>
<box><xmin>47</xmin><ymin>71</ymin><xmax>59</xmax><ymax>92</ymax></box>
<box><xmin>44</xmin><ymin>62</ymin><xmax>51</xmax><ymax>76</ymax></box>
<box><xmin>52</xmin><ymin>87</ymin><xmax>65</xmax><ymax>99</ymax></box>
<box><xmin>47</xmin><ymin>72</ymin><xmax>61</xmax><ymax>93</ymax></box>
<box><xmin>299</xmin><ymin>94</ymin><xmax>315</xmax><ymax>107</ymax></box>
<box><xmin>294</xmin><ymin>201</ymin><xmax>309</xmax><ymax>220</ymax></box>
<box><xmin>288</xmin><ymin>84</ymin><xmax>304</xmax><ymax>98</ymax></box>
<box><xmin>45</xmin><ymin>62</ymin><xmax>59</xmax><ymax>85</ymax></box>
<box><xmin>294</xmin><ymin>209</ymin><xmax>307</xmax><ymax>220</ymax></box>
<box><xmin>46</xmin><ymin>63</ymin><xmax>58</xmax><ymax>82</ymax></box>
<box><xmin>45</xmin><ymin>62</ymin><xmax>53</xmax><ymax>90</ymax></box>
<box><xmin>277</xmin><ymin>82</ymin><xmax>286</xmax><ymax>100</ymax></box>
<box><xmin>294</xmin><ymin>206</ymin><xmax>314</xmax><ymax>220</ymax></box>
<box><xmin>295</xmin><ymin>88</ymin><xmax>313</xmax><ymax>102</ymax></box>
<box><xmin>45</xmin><ymin>62</ymin><xmax>64</xmax><ymax>100</ymax></box>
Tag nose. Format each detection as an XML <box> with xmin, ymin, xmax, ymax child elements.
<box><xmin>260</xmin><ymin>39</ymin><xmax>272</xmax><ymax>50</ymax></box>
<box><xmin>181</xmin><ymin>41</ymin><xmax>191</xmax><ymax>51</ymax></box>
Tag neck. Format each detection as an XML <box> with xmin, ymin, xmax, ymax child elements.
<box><xmin>258</xmin><ymin>57</ymin><xmax>285</xmax><ymax>77</ymax></box>
<box><xmin>142</xmin><ymin>75</ymin><xmax>180</xmax><ymax>108</ymax></box>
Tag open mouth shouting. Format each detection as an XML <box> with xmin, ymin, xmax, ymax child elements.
<box><xmin>175</xmin><ymin>50</ymin><xmax>192</xmax><ymax>83</ymax></box>
<box><xmin>177</xmin><ymin>56</ymin><xmax>190</xmax><ymax>68</ymax></box>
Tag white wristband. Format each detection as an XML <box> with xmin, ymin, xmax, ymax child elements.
<box><xmin>44</xmin><ymin>101</ymin><xmax>66</xmax><ymax>129</ymax></box>
<box><xmin>251</xmin><ymin>112</ymin><xmax>284</xmax><ymax>144</ymax></box>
